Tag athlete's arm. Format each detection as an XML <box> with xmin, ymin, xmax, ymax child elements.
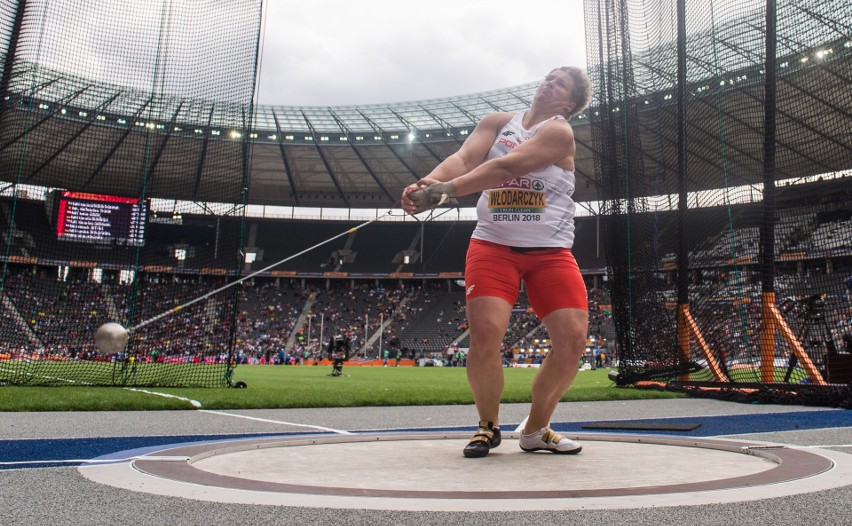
<box><xmin>450</xmin><ymin>120</ymin><xmax>575</xmax><ymax>196</ymax></box>
<box><xmin>424</xmin><ymin>112</ymin><xmax>513</xmax><ymax>182</ymax></box>
<box><xmin>401</xmin><ymin>112</ymin><xmax>512</xmax><ymax>211</ymax></box>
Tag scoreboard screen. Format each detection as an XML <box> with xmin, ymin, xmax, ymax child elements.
<box><xmin>54</xmin><ymin>191</ymin><xmax>147</xmax><ymax>246</ymax></box>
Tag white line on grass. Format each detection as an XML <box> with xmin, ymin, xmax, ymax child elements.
<box><xmin>0</xmin><ymin>367</ymin><xmax>204</xmax><ymax>408</ymax></box>
<box><xmin>123</xmin><ymin>388</ymin><xmax>202</xmax><ymax>408</ymax></box>
<box><xmin>0</xmin><ymin>366</ymin><xmax>94</xmax><ymax>385</ymax></box>
<box><xmin>199</xmin><ymin>409</ymin><xmax>353</xmax><ymax>435</ymax></box>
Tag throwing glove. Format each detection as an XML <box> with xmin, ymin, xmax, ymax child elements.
<box><xmin>408</xmin><ymin>182</ymin><xmax>459</xmax><ymax>214</ymax></box>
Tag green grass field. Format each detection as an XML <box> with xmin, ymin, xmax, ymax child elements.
<box><xmin>0</xmin><ymin>365</ymin><xmax>682</xmax><ymax>411</ymax></box>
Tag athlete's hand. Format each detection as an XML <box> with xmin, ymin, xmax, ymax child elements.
<box><xmin>401</xmin><ymin>182</ymin><xmax>423</xmax><ymax>214</ymax></box>
<box><xmin>404</xmin><ymin>180</ymin><xmax>458</xmax><ymax>215</ymax></box>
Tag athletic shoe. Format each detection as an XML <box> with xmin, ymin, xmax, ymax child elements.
<box><xmin>519</xmin><ymin>427</ymin><xmax>582</xmax><ymax>454</ymax></box>
<box><xmin>463</xmin><ymin>421</ymin><xmax>502</xmax><ymax>458</ymax></box>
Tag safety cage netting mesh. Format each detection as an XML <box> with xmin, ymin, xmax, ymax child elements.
<box><xmin>0</xmin><ymin>0</ymin><xmax>263</xmax><ymax>386</ymax></box>
<box><xmin>585</xmin><ymin>0</ymin><xmax>852</xmax><ymax>406</ymax></box>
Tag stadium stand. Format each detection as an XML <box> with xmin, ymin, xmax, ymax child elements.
<box><xmin>1</xmin><ymin>0</ymin><xmax>849</xmax><ymax>402</ymax></box>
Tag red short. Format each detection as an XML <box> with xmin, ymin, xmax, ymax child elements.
<box><xmin>464</xmin><ymin>238</ymin><xmax>587</xmax><ymax>318</ymax></box>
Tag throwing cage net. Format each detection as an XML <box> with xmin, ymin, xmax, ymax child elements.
<box><xmin>0</xmin><ymin>0</ymin><xmax>264</xmax><ymax>386</ymax></box>
<box><xmin>586</xmin><ymin>0</ymin><xmax>852</xmax><ymax>406</ymax></box>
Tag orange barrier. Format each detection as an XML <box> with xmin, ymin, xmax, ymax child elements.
<box><xmin>677</xmin><ymin>304</ymin><xmax>728</xmax><ymax>382</ymax></box>
<box><xmin>761</xmin><ymin>292</ymin><xmax>826</xmax><ymax>385</ymax></box>
<box><xmin>300</xmin><ymin>359</ymin><xmax>416</xmax><ymax>367</ymax></box>
<box><xmin>635</xmin><ymin>381</ymin><xmax>759</xmax><ymax>396</ymax></box>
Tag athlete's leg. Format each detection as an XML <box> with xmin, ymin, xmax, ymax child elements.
<box><xmin>466</xmin><ymin>295</ymin><xmax>513</xmax><ymax>425</ymax></box>
<box><xmin>463</xmin><ymin>240</ymin><xmax>520</xmax><ymax>427</ymax></box>
<box><xmin>523</xmin><ymin>306</ymin><xmax>588</xmax><ymax>433</ymax></box>
<box><xmin>518</xmin><ymin>249</ymin><xmax>588</xmax><ymax>434</ymax></box>
<box><xmin>462</xmin><ymin>240</ymin><xmax>521</xmax><ymax>457</ymax></box>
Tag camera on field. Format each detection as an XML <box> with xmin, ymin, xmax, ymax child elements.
<box><xmin>328</xmin><ymin>334</ymin><xmax>351</xmax><ymax>377</ymax></box>
<box><xmin>803</xmin><ymin>293</ymin><xmax>826</xmax><ymax>315</ymax></box>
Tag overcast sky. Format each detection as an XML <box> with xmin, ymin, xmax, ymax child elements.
<box><xmin>256</xmin><ymin>0</ymin><xmax>587</xmax><ymax>106</ymax></box>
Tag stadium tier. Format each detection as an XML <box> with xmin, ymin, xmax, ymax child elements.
<box><xmin>587</xmin><ymin>0</ymin><xmax>851</xmax><ymax>406</ymax></box>
<box><xmin>0</xmin><ymin>0</ymin><xmax>264</xmax><ymax>387</ymax></box>
<box><xmin>0</xmin><ymin>0</ymin><xmax>850</xmax><ymax>405</ymax></box>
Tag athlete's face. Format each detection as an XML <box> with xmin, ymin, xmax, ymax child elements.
<box><xmin>535</xmin><ymin>69</ymin><xmax>577</xmax><ymax>116</ymax></box>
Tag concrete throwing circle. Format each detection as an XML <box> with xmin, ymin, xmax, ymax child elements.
<box><xmin>79</xmin><ymin>432</ymin><xmax>851</xmax><ymax>511</ymax></box>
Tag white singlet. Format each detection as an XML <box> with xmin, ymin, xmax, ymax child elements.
<box><xmin>470</xmin><ymin>111</ymin><xmax>577</xmax><ymax>248</ymax></box>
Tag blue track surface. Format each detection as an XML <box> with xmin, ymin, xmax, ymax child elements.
<box><xmin>3</xmin><ymin>409</ymin><xmax>849</xmax><ymax>470</ymax></box>
<box><xmin>558</xmin><ymin>409</ymin><xmax>852</xmax><ymax>436</ymax></box>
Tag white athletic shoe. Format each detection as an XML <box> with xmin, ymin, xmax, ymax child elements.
<box><xmin>519</xmin><ymin>427</ymin><xmax>582</xmax><ymax>454</ymax></box>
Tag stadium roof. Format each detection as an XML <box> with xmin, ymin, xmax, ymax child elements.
<box><xmin>246</xmin><ymin>87</ymin><xmax>598</xmax><ymax>208</ymax></box>
<box><xmin>0</xmin><ymin>0</ymin><xmax>848</xmax><ymax>210</ymax></box>
<box><xmin>0</xmin><ymin>71</ymin><xmax>597</xmax><ymax>208</ymax></box>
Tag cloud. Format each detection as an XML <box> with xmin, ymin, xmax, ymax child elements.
<box><xmin>257</xmin><ymin>0</ymin><xmax>586</xmax><ymax>106</ymax></box>
<box><xmin>14</xmin><ymin>0</ymin><xmax>586</xmax><ymax>107</ymax></box>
